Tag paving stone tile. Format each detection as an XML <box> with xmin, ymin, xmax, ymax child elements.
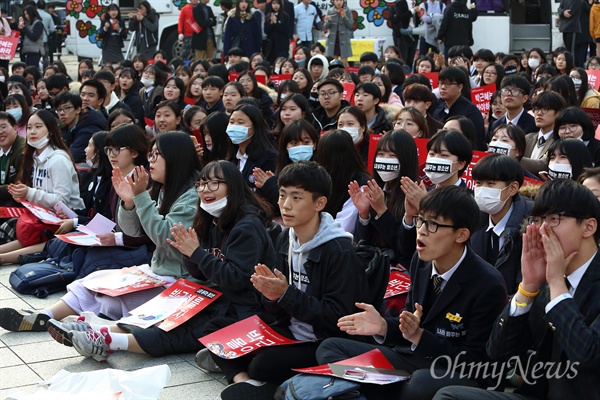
<box><xmin>0</xmin><ymin>365</ymin><xmax>41</xmax><ymax>390</ymax></box>
<box><xmin>28</xmin><ymin>355</ymin><xmax>110</xmax><ymax>380</ymax></box>
<box><xmin>0</xmin><ymin>347</ymin><xmax>23</xmax><ymax>368</ymax></box>
<box><xmin>159</xmin><ymin>379</ymin><xmax>227</xmax><ymax>400</ymax></box>
<box><xmin>11</xmin><ymin>340</ymin><xmax>80</xmax><ymax>363</ymax></box>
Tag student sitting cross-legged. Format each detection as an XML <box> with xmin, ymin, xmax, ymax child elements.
<box><xmin>314</xmin><ymin>185</ymin><xmax>508</xmax><ymax>400</ymax></box>
<box><xmin>434</xmin><ymin>179</ymin><xmax>600</xmax><ymax>400</ymax></box>
<box><xmin>201</xmin><ymin>161</ymin><xmax>369</xmax><ymax>400</ymax></box>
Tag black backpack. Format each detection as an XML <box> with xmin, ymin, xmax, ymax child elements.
<box><xmin>354</xmin><ymin>240</ymin><xmax>391</xmax><ymax>312</ymax></box>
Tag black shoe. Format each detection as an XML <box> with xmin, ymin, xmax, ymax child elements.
<box><xmin>0</xmin><ymin>308</ymin><xmax>50</xmax><ymax>332</ymax></box>
<box><xmin>220</xmin><ymin>380</ymin><xmax>279</xmax><ymax>400</ymax></box>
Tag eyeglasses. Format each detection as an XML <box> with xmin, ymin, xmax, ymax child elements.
<box><xmin>56</xmin><ymin>106</ymin><xmax>74</xmax><ymax>114</ymax></box>
<box><xmin>588</xmin><ymin>63</ymin><xmax>600</xmax><ymax>68</ymax></box>
<box><xmin>483</xmin><ymin>71</ymin><xmax>497</xmax><ymax>76</ymax></box>
<box><xmin>413</xmin><ymin>216</ymin><xmax>456</xmax><ymax>233</ymax></box>
<box><xmin>147</xmin><ymin>150</ymin><xmax>164</xmax><ymax>162</ymax></box>
<box><xmin>104</xmin><ymin>146</ymin><xmax>128</xmax><ymax>156</ymax></box>
<box><xmin>500</xmin><ymin>88</ymin><xmax>524</xmax><ymax>96</ymax></box>
<box><xmin>48</xmin><ymin>90</ymin><xmax>61</xmax><ymax>98</ymax></box>
<box><xmin>558</xmin><ymin>124</ymin><xmax>580</xmax><ymax>133</ymax></box>
<box><xmin>195</xmin><ymin>180</ymin><xmax>226</xmax><ymax>192</ymax></box>
<box><xmin>527</xmin><ymin>213</ymin><xmax>582</xmax><ymax>227</ymax></box>
<box><xmin>532</xmin><ymin>107</ymin><xmax>550</xmax><ymax>115</ymax></box>
<box><xmin>318</xmin><ymin>91</ymin><xmax>340</xmax><ymax>98</ymax></box>
<box><xmin>438</xmin><ymin>81</ymin><xmax>459</xmax><ymax>88</ymax></box>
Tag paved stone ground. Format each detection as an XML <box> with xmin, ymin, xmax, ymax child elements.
<box><xmin>0</xmin><ymin>263</ymin><xmax>227</xmax><ymax>399</ymax></box>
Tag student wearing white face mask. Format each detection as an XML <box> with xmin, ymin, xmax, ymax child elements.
<box><xmin>423</xmin><ymin>129</ymin><xmax>473</xmax><ymax>191</ymax></box>
<box><xmin>3</xmin><ymin>94</ymin><xmax>30</xmax><ymax>138</ymax></box>
<box><xmin>471</xmin><ymin>154</ymin><xmax>533</xmax><ymax>294</ymax></box>
<box><xmin>0</xmin><ymin>110</ymin><xmax>85</xmax><ymax>264</ymax></box>
<box><xmin>349</xmin><ymin>130</ymin><xmax>420</xmax><ymax>267</ymax></box>
<box><xmin>336</xmin><ymin>106</ymin><xmax>371</xmax><ymax>164</ymax></box>
<box><xmin>544</xmin><ymin>138</ymin><xmax>592</xmax><ymax>181</ymax></box>
<box><xmin>553</xmin><ymin>106</ymin><xmax>600</xmax><ymax>167</ymax></box>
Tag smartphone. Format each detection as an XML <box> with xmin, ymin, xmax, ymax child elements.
<box><xmin>190</xmin><ymin>135</ymin><xmax>199</xmax><ymax>146</ymax></box>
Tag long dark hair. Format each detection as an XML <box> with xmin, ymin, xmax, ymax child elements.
<box><xmin>373</xmin><ymin>130</ymin><xmax>418</xmax><ymax>220</ymax></box>
<box><xmin>231</xmin><ymin>104</ymin><xmax>276</xmax><ymax>160</ymax></box>
<box><xmin>316</xmin><ymin>130</ymin><xmax>370</xmax><ymax>216</ymax></box>
<box><xmin>90</xmin><ymin>131</ymin><xmax>112</xmax><ymax>179</ymax></box>
<box><xmin>23</xmin><ymin>5</ymin><xmax>41</xmax><ymax>22</ymax></box>
<box><xmin>570</xmin><ymin>67</ymin><xmax>589</xmax><ymax>105</ymax></box>
<box><xmin>194</xmin><ymin>160</ymin><xmax>272</xmax><ymax>240</ymax></box>
<box><xmin>19</xmin><ymin>110</ymin><xmax>75</xmax><ymax>186</ymax></box>
<box><xmin>151</xmin><ymin>131</ymin><xmax>201</xmax><ymax>216</ymax></box>
<box><xmin>292</xmin><ymin>68</ymin><xmax>313</xmax><ymax>99</ymax></box>
<box><xmin>273</xmin><ymin>94</ymin><xmax>312</xmax><ymax>137</ymax></box>
<box><xmin>4</xmin><ymin>94</ymin><xmax>30</xmax><ymax>127</ymax></box>
<box><xmin>200</xmin><ymin>111</ymin><xmax>233</xmax><ymax>163</ymax></box>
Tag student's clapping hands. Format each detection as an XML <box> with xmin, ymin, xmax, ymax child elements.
<box><xmin>167</xmin><ymin>222</ymin><xmax>200</xmax><ymax>257</ymax></box>
<box><xmin>399</xmin><ymin>303</ymin><xmax>423</xmax><ymax>345</ymax></box>
<box><xmin>338</xmin><ymin>302</ymin><xmax>387</xmax><ymax>336</ymax></box>
<box><xmin>252</xmin><ymin>168</ymin><xmax>274</xmax><ymax>189</ymax></box>
<box><xmin>400</xmin><ymin>177</ymin><xmax>426</xmax><ymax>224</ymax></box>
<box><xmin>348</xmin><ymin>180</ymin><xmax>387</xmax><ymax>218</ymax></box>
<box><xmin>250</xmin><ymin>264</ymin><xmax>288</xmax><ymax>301</ymax></box>
<box><xmin>112</xmin><ymin>166</ymin><xmax>149</xmax><ymax>210</ymax></box>
<box><xmin>8</xmin><ymin>182</ymin><xmax>28</xmax><ymax>201</ymax></box>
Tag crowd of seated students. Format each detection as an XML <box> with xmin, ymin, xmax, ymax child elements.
<box><xmin>0</xmin><ymin>43</ymin><xmax>598</xmax><ymax>400</ymax></box>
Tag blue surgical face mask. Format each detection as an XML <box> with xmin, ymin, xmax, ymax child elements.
<box><xmin>226</xmin><ymin>124</ymin><xmax>251</xmax><ymax>144</ymax></box>
<box><xmin>287</xmin><ymin>145</ymin><xmax>313</xmax><ymax>162</ymax></box>
<box><xmin>7</xmin><ymin>108</ymin><xmax>22</xmax><ymax>121</ymax></box>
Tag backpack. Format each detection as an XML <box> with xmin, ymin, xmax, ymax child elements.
<box><xmin>9</xmin><ymin>239</ymin><xmax>85</xmax><ymax>298</ymax></box>
<box><xmin>275</xmin><ymin>374</ymin><xmax>367</xmax><ymax>400</ymax></box>
<box><xmin>354</xmin><ymin>240</ymin><xmax>391</xmax><ymax>312</ymax></box>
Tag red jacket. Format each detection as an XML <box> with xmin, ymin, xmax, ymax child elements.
<box><xmin>178</xmin><ymin>4</ymin><xmax>195</xmax><ymax>36</ymax></box>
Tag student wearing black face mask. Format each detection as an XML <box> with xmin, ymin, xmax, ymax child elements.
<box><xmin>569</xmin><ymin>67</ymin><xmax>600</xmax><ymax>107</ymax></box>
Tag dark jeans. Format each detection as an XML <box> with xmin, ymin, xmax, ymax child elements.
<box><xmin>205</xmin><ymin>316</ymin><xmax>320</xmax><ymax>384</ymax></box>
<box><xmin>563</xmin><ymin>32</ymin><xmax>577</xmax><ymax>54</ymax></box>
<box><xmin>317</xmin><ymin>337</ymin><xmax>480</xmax><ymax>400</ymax></box>
<box><xmin>23</xmin><ymin>52</ymin><xmax>41</xmax><ymax>69</ymax></box>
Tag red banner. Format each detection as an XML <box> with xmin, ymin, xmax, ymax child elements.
<box><xmin>347</xmin><ymin>66</ymin><xmax>359</xmax><ymax>73</ymax></box>
<box><xmin>0</xmin><ymin>206</ymin><xmax>28</xmax><ymax>218</ymax></box>
<box><xmin>199</xmin><ymin>315</ymin><xmax>306</xmax><ymax>359</ymax></box>
<box><xmin>184</xmin><ymin>96</ymin><xmax>196</xmax><ymax>105</ymax></box>
<box><xmin>586</xmin><ymin>70</ymin><xmax>600</xmax><ymax>91</ymax></box>
<box><xmin>471</xmin><ymin>84</ymin><xmax>495</xmax><ymax>118</ymax></box>
<box><xmin>255</xmin><ymin>74</ymin><xmax>266</xmax><ymax>85</ymax></box>
<box><xmin>384</xmin><ymin>270</ymin><xmax>411</xmax><ymax>299</ymax></box>
<box><xmin>421</xmin><ymin>72</ymin><xmax>439</xmax><ymax>90</ymax></box>
<box><xmin>270</xmin><ymin>74</ymin><xmax>292</xmax><ymax>87</ymax></box>
<box><xmin>462</xmin><ymin>150</ymin><xmax>490</xmax><ymax>191</ymax></box>
<box><xmin>342</xmin><ymin>82</ymin><xmax>355</xmax><ymax>105</ymax></box>
<box><xmin>367</xmin><ymin>133</ymin><xmax>383</xmax><ymax>173</ymax></box>
<box><xmin>0</xmin><ymin>37</ymin><xmax>19</xmax><ymax>61</ymax></box>
<box><xmin>228</xmin><ymin>71</ymin><xmax>240</xmax><ymax>82</ymax></box>
<box><xmin>583</xmin><ymin>108</ymin><xmax>600</xmax><ymax>129</ymax></box>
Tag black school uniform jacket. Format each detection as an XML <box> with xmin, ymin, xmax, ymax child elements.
<box><xmin>185</xmin><ymin>204</ymin><xmax>276</xmax><ymax>311</ymax></box>
<box><xmin>432</xmin><ymin>96</ymin><xmax>486</xmax><ymax>151</ymax></box>
<box><xmin>488</xmin><ymin>251</ymin><xmax>600</xmax><ymax>399</ymax></box>
<box><xmin>237</xmin><ymin>149</ymin><xmax>277</xmax><ymax>191</ymax></box>
<box><xmin>470</xmin><ymin>194</ymin><xmax>533</xmax><ymax>295</ymax></box>
<box><xmin>383</xmin><ymin>248</ymin><xmax>508</xmax><ymax>370</ymax></box>
<box><xmin>487</xmin><ymin>111</ymin><xmax>537</xmax><ymax>144</ymax></box>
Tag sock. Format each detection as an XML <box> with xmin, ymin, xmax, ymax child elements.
<box><xmin>42</xmin><ymin>309</ymin><xmax>53</xmax><ymax>318</ymax></box>
<box><xmin>245</xmin><ymin>379</ymin><xmax>266</xmax><ymax>387</ymax></box>
<box><xmin>100</xmin><ymin>327</ymin><xmax>129</xmax><ymax>352</ymax></box>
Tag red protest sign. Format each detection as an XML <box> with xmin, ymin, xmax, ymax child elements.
<box><xmin>144</xmin><ymin>117</ymin><xmax>154</xmax><ymax>128</ymax></box>
<box><xmin>294</xmin><ymin>349</ymin><xmax>395</xmax><ymax>375</ymax></box>
<box><xmin>421</xmin><ymin>72</ymin><xmax>439</xmax><ymax>90</ymax></box>
<box><xmin>199</xmin><ymin>315</ymin><xmax>306</xmax><ymax>359</ymax></box>
<box><xmin>471</xmin><ymin>84</ymin><xmax>495</xmax><ymax>118</ymax></box>
<box><xmin>255</xmin><ymin>74</ymin><xmax>266</xmax><ymax>85</ymax></box>
<box><xmin>384</xmin><ymin>270</ymin><xmax>411</xmax><ymax>299</ymax></box>
<box><xmin>270</xmin><ymin>74</ymin><xmax>292</xmax><ymax>87</ymax></box>
<box><xmin>342</xmin><ymin>82</ymin><xmax>355</xmax><ymax>105</ymax></box>
<box><xmin>0</xmin><ymin>37</ymin><xmax>19</xmax><ymax>60</ymax></box>
<box><xmin>462</xmin><ymin>150</ymin><xmax>490</xmax><ymax>191</ymax></box>
<box><xmin>583</xmin><ymin>108</ymin><xmax>600</xmax><ymax>129</ymax></box>
<box><xmin>414</xmin><ymin>138</ymin><xmax>434</xmax><ymax>187</ymax></box>
<box><xmin>228</xmin><ymin>71</ymin><xmax>240</xmax><ymax>82</ymax></box>
<box><xmin>367</xmin><ymin>133</ymin><xmax>383</xmax><ymax>173</ymax></box>
<box><xmin>347</xmin><ymin>66</ymin><xmax>359</xmax><ymax>73</ymax></box>
<box><xmin>586</xmin><ymin>70</ymin><xmax>600</xmax><ymax>91</ymax></box>
<box><xmin>184</xmin><ymin>97</ymin><xmax>196</xmax><ymax>105</ymax></box>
